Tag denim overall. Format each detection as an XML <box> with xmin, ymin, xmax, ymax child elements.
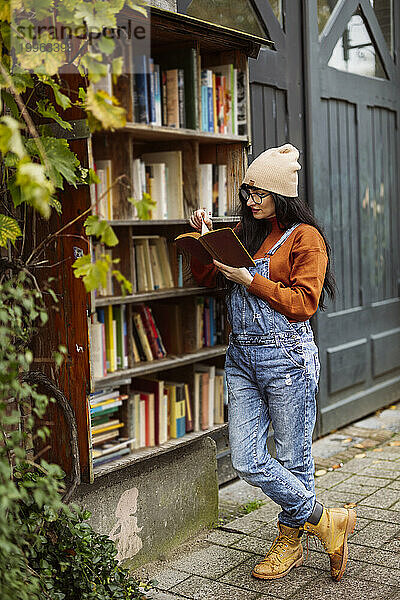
<box><xmin>225</xmin><ymin>223</ymin><xmax>321</xmax><ymax>527</ymax></box>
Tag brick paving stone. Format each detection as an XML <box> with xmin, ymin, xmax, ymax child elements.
<box><xmin>219</xmin><ymin>555</ymin><xmax>319</xmax><ymax>599</ymax></box>
<box><xmin>355</xmin><ymin>505</ymin><xmax>400</xmax><ymax>524</ymax></box>
<box><xmin>357</xmin><ymin>465</ymin><xmax>399</xmax><ymax>479</ymax></box>
<box><xmin>151</xmin><ymin>568</ymin><xmax>191</xmax><ymax>591</ymax></box>
<box><xmin>231</xmin><ymin>533</ymin><xmax>276</xmax><ymax>554</ymax></box>
<box><xmin>243</xmin><ymin>522</ymin><xmax>282</xmax><ymax>544</ymax></box>
<box><xmin>290</xmin><ymin>573</ymin><xmax>396</xmax><ymax>600</ymax></box>
<box><xmin>252</xmin><ymin>503</ymin><xmax>283</xmax><ymax>523</ymax></box>
<box><xmin>389</xmin><ymin>499</ymin><xmax>400</xmax><ymax>511</ymax></box>
<box><xmin>367</xmin><ymin>449</ymin><xmax>400</xmax><ymax>461</ymax></box>
<box><xmin>352</xmin><ymin>516</ymin><xmax>371</xmax><ymax>533</ymax></box>
<box><xmin>355</xmin><ymin>564</ymin><xmax>400</xmax><ymax>586</ymax></box>
<box><xmin>333</xmin><ymin>482</ymin><xmax>382</xmax><ymax>496</ymax></box>
<box><xmin>313</xmin><ymin>471</ymin><xmax>352</xmax><ymax>489</ymax></box>
<box><xmin>146</xmin><ymin>591</ymin><xmax>185</xmax><ymax>600</ymax></box>
<box><xmin>338</xmin><ymin>474</ymin><xmax>393</xmax><ymax>487</ymax></box>
<box><xmin>355</xmin><ymin>545</ymin><xmax>400</xmax><ymax>568</ymax></box>
<box><xmin>170</xmin><ymin>574</ymin><xmax>261</xmax><ymax>600</ymax></box>
<box><xmin>205</xmin><ymin>529</ymin><xmax>246</xmax><ymax>547</ymax></box>
<box><xmin>340</xmin><ymin>426</ymin><xmax>381</xmax><ymax>438</ymax></box>
<box><xmin>339</xmin><ymin>457</ymin><xmax>379</xmax><ymax>473</ymax></box>
<box><xmin>359</xmin><ymin>488</ymin><xmax>400</xmax><ymax>509</ymax></box>
<box><xmin>349</xmin><ymin>521</ymin><xmax>399</xmax><ymax>548</ymax></box>
<box><xmin>388</xmin><ymin>480</ymin><xmax>400</xmax><ymax>490</ymax></box>
<box><xmin>223</xmin><ymin>520</ymin><xmax>267</xmax><ymax>535</ymax></box>
<box><xmin>168</xmin><ymin>545</ymin><xmax>250</xmax><ymax>579</ymax></box>
<box><xmin>381</xmin><ymin>538</ymin><xmax>400</xmax><ymax>553</ymax></box>
<box><xmin>316</xmin><ymin>489</ymin><xmax>369</xmax><ymax>505</ymax></box>
<box><xmin>225</xmin><ymin>513</ymin><xmax>271</xmax><ymax>534</ymax></box>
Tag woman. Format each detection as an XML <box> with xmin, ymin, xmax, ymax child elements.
<box><xmin>189</xmin><ymin>144</ymin><xmax>356</xmax><ymax>582</ymax></box>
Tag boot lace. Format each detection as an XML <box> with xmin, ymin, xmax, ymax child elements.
<box><xmin>304</xmin><ymin>529</ymin><xmax>328</xmax><ymax>558</ymax></box>
<box><xmin>264</xmin><ymin>533</ymin><xmax>295</xmax><ymax>560</ymax></box>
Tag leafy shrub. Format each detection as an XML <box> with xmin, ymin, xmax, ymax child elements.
<box><xmin>0</xmin><ymin>276</ymin><xmax>149</xmax><ymax>600</ymax></box>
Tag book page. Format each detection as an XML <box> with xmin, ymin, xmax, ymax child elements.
<box><xmin>201</xmin><ymin>217</ymin><xmax>210</xmax><ymax>236</ymax></box>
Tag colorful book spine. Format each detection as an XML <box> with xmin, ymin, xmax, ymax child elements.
<box><xmin>133</xmin><ymin>54</ymin><xmax>149</xmax><ymax>124</ymax></box>
<box><xmin>148</xmin><ymin>57</ymin><xmax>156</xmax><ymax>124</ymax></box>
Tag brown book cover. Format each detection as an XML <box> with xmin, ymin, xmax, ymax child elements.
<box><xmin>137</xmin><ymin>304</ymin><xmax>163</xmax><ymax>359</ymax></box>
<box><xmin>200</xmin><ymin>372</ymin><xmax>209</xmax><ymax>431</ymax></box>
<box><xmin>166</xmin><ymin>68</ymin><xmax>179</xmax><ymax>128</ymax></box>
<box><xmin>133</xmin><ymin>312</ymin><xmax>154</xmax><ymax>362</ymax></box>
<box><xmin>184</xmin><ymin>383</ymin><xmax>193</xmax><ymax>433</ymax></box>
<box><xmin>175</xmin><ymin>227</ymin><xmax>255</xmax><ymax>267</ymax></box>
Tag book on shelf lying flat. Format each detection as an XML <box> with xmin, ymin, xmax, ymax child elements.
<box><xmin>175</xmin><ymin>227</ymin><xmax>255</xmax><ymax>267</ymax></box>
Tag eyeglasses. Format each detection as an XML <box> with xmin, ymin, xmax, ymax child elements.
<box><xmin>239</xmin><ymin>186</ymin><xmax>271</xmax><ymax>205</ymax></box>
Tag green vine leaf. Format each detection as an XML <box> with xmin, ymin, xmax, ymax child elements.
<box><xmin>36</xmin><ymin>100</ymin><xmax>73</xmax><ymax>131</ymax></box>
<box><xmin>1</xmin><ymin>90</ymin><xmax>19</xmax><ymax>119</ymax></box>
<box><xmin>128</xmin><ymin>192</ymin><xmax>156</xmax><ymax>220</ymax></box>
<box><xmin>112</xmin><ymin>269</ymin><xmax>133</xmax><ymax>296</ymax></box>
<box><xmin>97</xmin><ymin>36</ymin><xmax>115</xmax><ymax>55</ymax></box>
<box><xmin>72</xmin><ymin>253</ymin><xmax>111</xmax><ymax>292</ymax></box>
<box><xmin>0</xmin><ymin>116</ymin><xmax>26</xmax><ymax>158</ymax></box>
<box><xmin>125</xmin><ymin>0</ymin><xmax>148</xmax><ymax>16</ymax></box>
<box><xmin>81</xmin><ymin>53</ymin><xmax>108</xmax><ymax>83</ymax></box>
<box><xmin>84</xmin><ymin>215</ymin><xmax>118</xmax><ymax>247</ymax></box>
<box><xmin>111</xmin><ymin>56</ymin><xmax>123</xmax><ymax>83</ymax></box>
<box><xmin>26</xmin><ymin>137</ymin><xmax>79</xmax><ymax>189</ymax></box>
<box><xmin>14</xmin><ymin>0</ymin><xmax>54</xmax><ymax>21</ymax></box>
<box><xmin>0</xmin><ymin>214</ymin><xmax>22</xmax><ymax>247</ymax></box>
<box><xmin>74</xmin><ymin>0</ymin><xmax>124</xmax><ymax>29</ymax></box>
<box><xmin>38</xmin><ymin>76</ymin><xmax>71</xmax><ymax>110</ymax></box>
<box><xmin>14</xmin><ymin>31</ymin><xmax>66</xmax><ymax>76</ymax></box>
<box><xmin>85</xmin><ymin>85</ymin><xmax>126</xmax><ymax>132</ymax></box>
<box><xmin>15</xmin><ymin>159</ymin><xmax>54</xmax><ymax>218</ymax></box>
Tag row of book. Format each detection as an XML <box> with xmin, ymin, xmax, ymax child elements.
<box><xmin>90</xmin><ymin>366</ymin><xmax>228</xmax><ymax>467</ymax></box>
<box><xmin>92</xmin><ymin>152</ymin><xmax>229</xmax><ymax>221</ymax></box>
<box><xmin>93</xmin><ymin>50</ymin><xmax>248</xmax><ymax>135</ymax></box>
<box><xmin>90</xmin><ymin>297</ymin><xmax>228</xmax><ymax>378</ymax></box>
<box><xmin>93</xmin><ymin>235</ymin><xmax>178</xmax><ymax>298</ymax></box>
<box><xmin>132</xmin><ymin>49</ymin><xmax>248</xmax><ymax>135</ymax></box>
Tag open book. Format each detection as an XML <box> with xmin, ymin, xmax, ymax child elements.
<box><xmin>175</xmin><ymin>224</ymin><xmax>255</xmax><ymax>267</ymax></box>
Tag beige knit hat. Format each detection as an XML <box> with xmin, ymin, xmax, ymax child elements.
<box><xmin>242</xmin><ymin>143</ymin><xmax>301</xmax><ymax>197</ymax></box>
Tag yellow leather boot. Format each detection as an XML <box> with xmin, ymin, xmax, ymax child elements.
<box><xmin>304</xmin><ymin>506</ymin><xmax>357</xmax><ymax>581</ymax></box>
<box><xmin>252</xmin><ymin>522</ymin><xmax>304</xmax><ymax>580</ymax></box>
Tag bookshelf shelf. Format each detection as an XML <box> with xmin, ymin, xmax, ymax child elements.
<box><xmin>117</xmin><ymin>122</ymin><xmax>249</xmax><ymax>144</ymax></box>
<box><xmin>94</xmin><ymin>345</ymin><xmax>228</xmax><ymax>390</ymax></box>
<box><xmin>93</xmin><ymin>422</ymin><xmax>228</xmax><ymax>478</ymax></box>
<box><xmin>95</xmin><ymin>286</ymin><xmax>220</xmax><ymax>307</ymax></box>
<box><xmin>108</xmin><ymin>217</ymin><xmax>240</xmax><ymax>227</ymax></box>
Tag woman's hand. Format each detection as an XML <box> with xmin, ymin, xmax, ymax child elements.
<box><xmin>189</xmin><ymin>209</ymin><xmax>213</xmax><ymax>231</ymax></box>
<box><xmin>213</xmin><ymin>259</ymin><xmax>254</xmax><ymax>288</ymax></box>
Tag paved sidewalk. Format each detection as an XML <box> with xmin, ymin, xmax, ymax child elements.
<box><xmin>135</xmin><ymin>405</ymin><xmax>400</xmax><ymax>600</ymax></box>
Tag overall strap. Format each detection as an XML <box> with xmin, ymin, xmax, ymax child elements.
<box><xmin>267</xmin><ymin>222</ymin><xmax>302</xmax><ymax>257</ymax></box>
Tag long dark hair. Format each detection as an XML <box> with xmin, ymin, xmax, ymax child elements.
<box><xmin>221</xmin><ymin>186</ymin><xmax>336</xmax><ymax>311</ymax></box>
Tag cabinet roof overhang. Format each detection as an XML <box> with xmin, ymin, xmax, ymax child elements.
<box><xmin>120</xmin><ymin>5</ymin><xmax>273</xmax><ymax>59</ymax></box>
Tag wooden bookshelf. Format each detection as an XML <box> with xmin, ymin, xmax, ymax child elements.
<box><xmin>94</xmin><ymin>345</ymin><xmax>228</xmax><ymax>389</ymax></box>
<box><xmin>84</xmin><ymin>6</ymin><xmax>263</xmax><ymax>477</ymax></box>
